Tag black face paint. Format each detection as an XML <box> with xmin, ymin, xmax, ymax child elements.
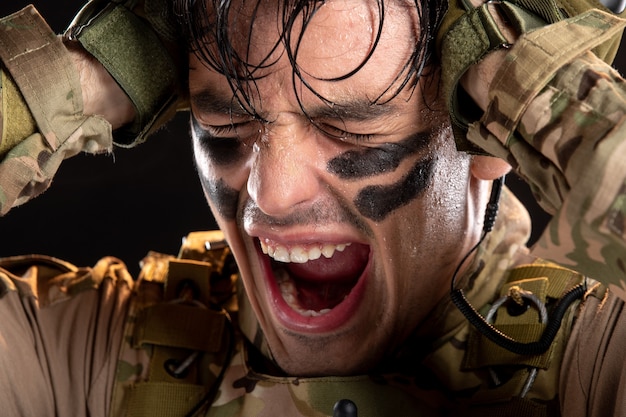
<box><xmin>327</xmin><ymin>132</ymin><xmax>430</xmax><ymax>179</ymax></box>
<box><xmin>354</xmin><ymin>157</ymin><xmax>434</xmax><ymax>222</ymax></box>
<box><xmin>199</xmin><ymin>175</ymin><xmax>240</xmax><ymax>220</ymax></box>
<box><xmin>191</xmin><ymin>116</ymin><xmax>248</xmax><ymax>166</ymax></box>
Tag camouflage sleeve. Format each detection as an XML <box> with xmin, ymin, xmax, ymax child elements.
<box><xmin>0</xmin><ymin>6</ymin><xmax>112</xmax><ymax>215</ymax></box>
<box><xmin>465</xmin><ymin>9</ymin><xmax>626</xmax><ymax>297</ymax></box>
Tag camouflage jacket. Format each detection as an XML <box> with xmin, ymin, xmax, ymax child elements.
<box><xmin>0</xmin><ymin>5</ymin><xmax>112</xmax><ymax>214</ymax></box>
<box><xmin>465</xmin><ymin>10</ymin><xmax>626</xmax><ymax>294</ymax></box>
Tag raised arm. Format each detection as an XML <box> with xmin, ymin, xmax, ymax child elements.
<box><xmin>0</xmin><ymin>1</ymin><xmax>183</xmax><ymax>215</ymax></box>
<box><xmin>438</xmin><ymin>0</ymin><xmax>626</xmax><ymax>296</ymax></box>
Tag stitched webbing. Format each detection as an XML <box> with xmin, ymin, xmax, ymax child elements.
<box><xmin>127</xmin><ymin>382</ymin><xmax>206</xmax><ymax>417</ymax></box>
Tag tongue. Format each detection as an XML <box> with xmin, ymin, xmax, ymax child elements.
<box><xmin>296</xmin><ymin>280</ymin><xmax>357</xmax><ymax>311</ymax></box>
<box><xmin>285</xmin><ymin>243</ymin><xmax>369</xmax><ymax>311</ymax></box>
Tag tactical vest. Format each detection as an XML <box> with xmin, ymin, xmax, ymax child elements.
<box><xmin>446</xmin><ymin>261</ymin><xmax>598</xmax><ymax>417</ymax></box>
<box><xmin>111</xmin><ymin>231</ymin><xmax>602</xmax><ymax>417</ymax></box>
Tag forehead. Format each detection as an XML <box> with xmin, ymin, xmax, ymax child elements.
<box><xmin>196</xmin><ymin>0</ymin><xmax>420</xmax><ymax>105</ymax></box>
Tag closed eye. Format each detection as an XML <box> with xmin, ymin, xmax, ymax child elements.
<box><xmin>318</xmin><ymin>123</ymin><xmax>375</xmax><ymax>143</ymax></box>
<box><xmin>192</xmin><ymin>116</ymin><xmax>257</xmax><ymax>150</ymax></box>
<box><xmin>204</xmin><ymin>122</ymin><xmax>255</xmax><ymax>138</ymax></box>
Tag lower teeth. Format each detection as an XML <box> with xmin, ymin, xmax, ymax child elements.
<box><xmin>275</xmin><ymin>268</ymin><xmax>332</xmax><ymax>316</ymax></box>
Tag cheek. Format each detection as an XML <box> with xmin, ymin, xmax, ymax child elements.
<box><xmin>199</xmin><ymin>175</ymin><xmax>240</xmax><ymax>221</ymax></box>
<box><xmin>192</xmin><ymin>132</ymin><xmax>250</xmax><ymax>222</ymax></box>
<box><xmin>353</xmin><ymin>158</ymin><xmax>434</xmax><ymax>222</ymax></box>
<box><xmin>327</xmin><ymin>132</ymin><xmax>434</xmax><ymax>222</ymax></box>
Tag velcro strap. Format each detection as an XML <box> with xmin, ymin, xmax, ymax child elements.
<box><xmin>133</xmin><ymin>303</ymin><xmax>226</xmax><ymax>352</ymax></box>
<box><xmin>68</xmin><ymin>2</ymin><xmax>178</xmax><ymax>145</ymax></box>
<box><xmin>127</xmin><ymin>382</ymin><xmax>206</xmax><ymax>417</ymax></box>
<box><xmin>0</xmin><ymin>70</ymin><xmax>36</xmax><ymax>156</ymax></box>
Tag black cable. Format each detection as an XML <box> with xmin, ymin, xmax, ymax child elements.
<box><xmin>451</xmin><ymin>284</ymin><xmax>585</xmax><ymax>355</ymax></box>
<box><xmin>184</xmin><ymin>311</ymin><xmax>237</xmax><ymax>417</ymax></box>
<box><xmin>450</xmin><ymin>176</ymin><xmax>585</xmax><ymax>356</ymax></box>
<box><xmin>449</xmin><ymin>176</ymin><xmax>504</xmax><ymax>294</ymax></box>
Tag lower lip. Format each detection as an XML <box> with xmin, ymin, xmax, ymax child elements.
<box><xmin>257</xmin><ymin>243</ymin><xmax>371</xmax><ymax>334</ymax></box>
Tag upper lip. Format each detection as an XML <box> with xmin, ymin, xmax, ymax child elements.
<box><xmin>246</xmin><ymin>226</ymin><xmax>368</xmax><ymax>270</ymax></box>
<box><xmin>245</xmin><ymin>223</ymin><xmax>366</xmax><ymax>247</ymax></box>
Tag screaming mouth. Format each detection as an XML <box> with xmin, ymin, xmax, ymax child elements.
<box><xmin>260</xmin><ymin>238</ymin><xmax>370</xmax><ymax>316</ymax></box>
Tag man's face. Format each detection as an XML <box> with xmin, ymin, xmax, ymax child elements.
<box><xmin>188</xmin><ymin>0</ymin><xmax>480</xmax><ymax>375</ymax></box>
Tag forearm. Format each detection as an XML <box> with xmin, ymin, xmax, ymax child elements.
<box><xmin>0</xmin><ymin>1</ymin><xmax>182</xmax><ymax>215</ymax></box>
<box><xmin>0</xmin><ymin>19</ymin><xmax>137</xmax><ymax>160</ymax></box>
<box><xmin>461</xmin><ymin>11</ymin><xmax>626</xmax><ymax>291</ymax></box>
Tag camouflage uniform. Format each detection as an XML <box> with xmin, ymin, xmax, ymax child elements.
<box><xmin>2</xmin><ymin>4</ymin><xmax>626</xmax><ymax>417</ymax></box>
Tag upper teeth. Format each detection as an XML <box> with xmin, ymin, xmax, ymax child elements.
<box><xmin>260</xmin><ymin>240</ymin><xmax>351</xmax><ymax>263</ymax></box>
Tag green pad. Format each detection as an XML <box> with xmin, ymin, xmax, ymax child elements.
<box><xmin>68</xmin><ymin>2</ymin><xmax>179</xmax><ymax>145</ymax></box>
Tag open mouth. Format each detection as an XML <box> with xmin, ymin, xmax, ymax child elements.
<box><xmin>257</xmin><ymin>237</ymin><xmax>371</xmax><ymax>329</ymax></box>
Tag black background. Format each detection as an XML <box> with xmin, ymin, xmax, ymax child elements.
<box><xmin>0</xmin><ymin>1</ymin><xmax>622</xmax><ymax>276</ymax></box>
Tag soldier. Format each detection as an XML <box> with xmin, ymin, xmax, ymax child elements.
<box><xmin>1</xmin><ymin>0</ymin><xmax>626</xmax><ymax>416</ymax></box>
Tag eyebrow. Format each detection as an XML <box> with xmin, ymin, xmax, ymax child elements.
<box><xmin>190</xmin><ymin>89</ymin><xmax>251</xmax><ymax>117</ymax></box>
<box><xmin>190</xmin><ymin>89</ymin><xmax>400</xmax><ymax>121</ymax></box>
<box><xmin>306</xmin><ymin>99</ymin><xmax>400</xmax><ymax>122</ymax></box>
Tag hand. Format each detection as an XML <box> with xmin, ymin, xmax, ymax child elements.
<box><xmin>436</xmin><ymin>0</ymin><xmax>549</xmax><ymax>153</ymax></box>
<box><xmin>66</xmin><ymin>41</ymin><xmax>136</xmax><ymax>130</ymax></box>
<box><xmin>65</xmin><ymin>0</ymin><xmax>183</xmax><ymax>145</ymax></box>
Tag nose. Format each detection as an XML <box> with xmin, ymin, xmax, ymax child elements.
<box><xmin>247</xmin><ymin>123</ymin><xmax>322</xmax><ymax>217</ymax></box>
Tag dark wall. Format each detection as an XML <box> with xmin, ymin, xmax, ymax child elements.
<box><xmin>0</xmin><ymin>1</ymin><xmax>623</xmax><ymax>276</ymax></box>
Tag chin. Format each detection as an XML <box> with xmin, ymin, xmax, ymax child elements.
<box><xmin>274</xmin><ymin>339</ymin><xmax>386</xmax><ymax>376</ymax></box>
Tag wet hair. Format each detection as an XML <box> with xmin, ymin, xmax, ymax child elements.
<box><xmin>173</xmin><ymin>0</ymin><xmax>447</xmax><ymax>122</ymax></box>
